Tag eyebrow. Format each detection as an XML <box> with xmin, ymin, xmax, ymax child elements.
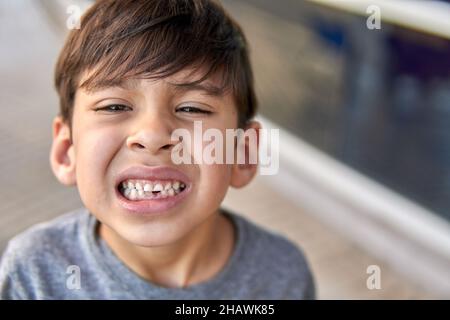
<box><xmin>87</xmin><ymin>78</ymin><xmax>226</xmax><ymax>97</ymax></box>
<box><xmin>168</xmin><ymin>82</ymin><xmax>225</xmax><ymax>97</ymax></box>
<box><xmin>83</xmin><ymin>78</ymin><xmax>141</xmax><ymax>92</ymax></box>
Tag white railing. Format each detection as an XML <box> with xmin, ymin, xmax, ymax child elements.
<box><xmin>307</xmin><ymin>0</ymin><xmax>450</xmax><ymax>40</ymax></box>
<box><xmin>258</xmin><ymin>115</ymin><xmax>450</xmax><ymax>296</ymax></box>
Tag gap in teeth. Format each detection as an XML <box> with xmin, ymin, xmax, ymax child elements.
<box><xmin>120</xmin><ymin>179</ymin><xmax>186</xmax><ymax>200</ymax></box>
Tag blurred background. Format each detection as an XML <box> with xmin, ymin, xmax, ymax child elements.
<box><xmin>0</xmin><ymin>0</ymin><xmax>449</xmax><ymax>299</ymax></box>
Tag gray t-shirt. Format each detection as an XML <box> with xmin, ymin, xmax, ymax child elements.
<box><xmin>0</xmin><ymin>207</ymin><xmax>315</xmax><ymax>299</ymax></box>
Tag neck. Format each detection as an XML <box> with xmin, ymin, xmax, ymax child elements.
<box><xmin>98</xmin><ymin>210</ymin><xmax>234</xmax><ymax>288</ymax></box>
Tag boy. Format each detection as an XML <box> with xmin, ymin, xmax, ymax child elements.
<box><xmin>0</xmin><ymin>0</ymin><xmax>315</xmax><ymax>299</ymax></box>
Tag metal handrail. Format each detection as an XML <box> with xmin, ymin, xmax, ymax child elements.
<box><xmin>308</xmin><ymin>0</ymin><xmax>450</xmax><ymax>39</ymax></box>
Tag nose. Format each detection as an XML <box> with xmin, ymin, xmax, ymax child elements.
<box><xmin>126</xmin><ymin>111</ymin><xmax>178</xmax><ymax>155</ymax></box>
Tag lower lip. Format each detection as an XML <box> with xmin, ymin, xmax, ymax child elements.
<box><xmin>115</xmin><ymin>185</ymin><xmax>191</xmax><ymax>215</ymax></box>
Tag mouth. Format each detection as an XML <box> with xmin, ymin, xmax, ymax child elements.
<box><xmin>114</xmin><ymin>165</ymin><xmax>192</xmax><ymax>214</ymax></box>
<box><xmin>117</xmin><ymin>179</ymin><xmax>188</xmax><ymax>201</ymax></box>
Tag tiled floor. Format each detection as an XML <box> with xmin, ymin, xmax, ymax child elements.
<box><xmin>0</xmin><ymin>0</ymin><xmax>436</xmax><ymax>299</ymax></box>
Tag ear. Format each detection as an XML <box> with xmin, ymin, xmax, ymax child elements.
<box><xmin>230</xmin><ymin>120</ymin><xmax>261</xmax><ymax>189</ymax></box>
<box><xmin>49</xmin><ymin>116</ymin><xmax>76</xmax><ymax>186</ymax></box>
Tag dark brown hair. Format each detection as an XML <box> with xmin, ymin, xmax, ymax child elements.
<box><xmin>54</xmin><ymin>0</ymin><xmax>257</xmax><ymax>127</ymax></box>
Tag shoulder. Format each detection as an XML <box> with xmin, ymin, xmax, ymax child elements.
<box><xmin>0</xmin><ymin>208</ymin><xmax>91</xmax><ymax>299</ymax></box>
<box><xmin>227</xmin><ymin>211</ymin><xmax>316</xmax><ymax>299</ymax></box>
<box><xmin>3</xmin><ymin>207</ymin><xmax>89</xmax><ymax>260</ymax></box>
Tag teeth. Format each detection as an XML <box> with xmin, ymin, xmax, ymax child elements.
<box><xmin>129</xmin><ymin>189</ymin><xmax>138</xmax><ymax>200</ymax></box>
<box><xmin>120</xmin><ymin>179</ymin><xmax>187</xmax><ymax>201</ymax></box>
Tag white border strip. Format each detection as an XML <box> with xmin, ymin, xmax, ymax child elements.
<box><xmin>307</xmin><ymin>0</ymin><xmax>450</xmax><ymax>40</ymax></box>
<box><xmin>257</xmin><ymin>115</ymin><xmax>450</xmax><ymax>295</ymax></box>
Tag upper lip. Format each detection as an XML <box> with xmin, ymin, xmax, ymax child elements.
<box><xmin>115</xmin><ymin>165</ymin><xmax>191</xmax><ymax>188</ymax></box>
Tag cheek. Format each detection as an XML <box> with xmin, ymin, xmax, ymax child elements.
<box><xmin>74</xmin><ymin>128</ymin><xmax>122</xmax><ymax>201</ymax></box>
<box><xmin>196</xmin><ymin>163</ymin><xmax>232</xmax><ymax>203</ymax></box>
<box><xmin>191</xmin><ymin>125</ymin><xmax>235</xmax><ymax>201</ymax></box>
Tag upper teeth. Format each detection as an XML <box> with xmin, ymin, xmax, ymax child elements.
<box><xmin>120</xmin><ymin>179</ymin><xmax>186</xmax><ymax>200</ymax></box>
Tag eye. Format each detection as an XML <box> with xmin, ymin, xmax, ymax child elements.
<box><xmin>176</xmin><ymin>106</ymin><xmax>212</xmax><ymax>114</ymax></box>
<box><xmin>94</xmin><ymin>104</ymin><xmax>132</xmax><ymax>112</ymax></box>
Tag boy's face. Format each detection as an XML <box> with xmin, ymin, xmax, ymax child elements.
<box><xmin>50</xmin><ymin>67</ymin><xmax>259</xmax><ymax>247</ymax></box>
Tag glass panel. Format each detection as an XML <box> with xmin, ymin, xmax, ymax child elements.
<box><xmin>226</xmin><ymin>0</ymin><xmax>450</xmax><ymax>220</ymax></box>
